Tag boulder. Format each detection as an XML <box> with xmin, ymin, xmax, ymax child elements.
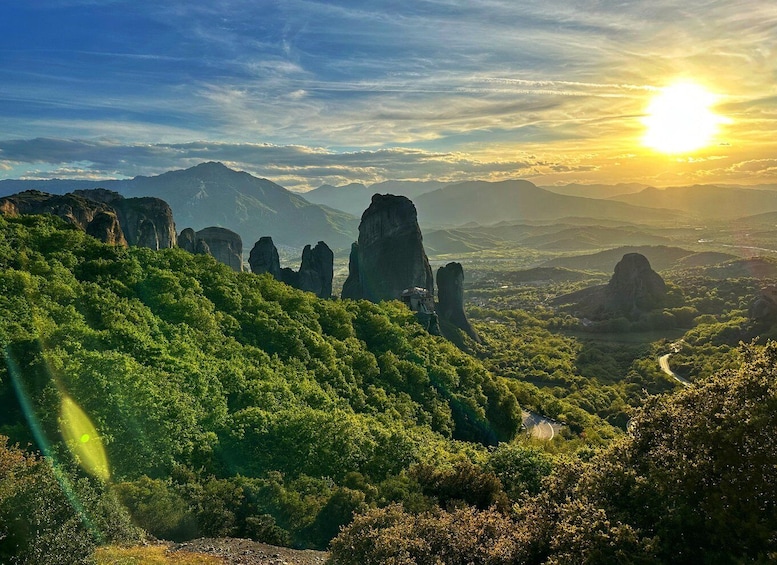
<box><xmin>437</xmin><ymin>262</ymin><xmax>479</xmax><ymax>342</ymax></box>
<box><xmin>195</xmin><ymin>227</ymin><xmax>243</xmax><ymax>271</ymax></box>
<box><xmin>248</xmin><ymin>236</ymin><xmax>282</xmax><ymax>280</ymax></box>
<box><xmin>605</xmin><ymin>253</ymin><xmax>667</xmax><ymax>317</ymax></box>
<box><xmin>342</xmin><ymin>194</ymin><xmax>434</xmax><ymax>302</ymax></box>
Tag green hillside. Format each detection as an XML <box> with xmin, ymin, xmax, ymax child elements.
<box><xmin>0</xmin><ymin>214</ymin><xmax>519</xmax><ymax>559</ymax></box>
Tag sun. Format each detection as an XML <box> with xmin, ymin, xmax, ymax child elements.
<box><xmin>642</xmin><ymin>82</ymin><xmax>725</xmax><ymax>154</ymax></box>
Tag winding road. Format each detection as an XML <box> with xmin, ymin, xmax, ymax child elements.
<box><xmin>658</xmin><ymin>347</ymin><xmax>690</xmax><ymax>388</ymax></box>
<box><xmin>521</xmin><ymin>410</ymin><xmax>563</xmax><ymax>440</ymax></box>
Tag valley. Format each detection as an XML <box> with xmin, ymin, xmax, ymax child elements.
<box><xmin>1</xmin><ymin>165</ymin><xmax>776</xmax><ymax>564</ymax></box>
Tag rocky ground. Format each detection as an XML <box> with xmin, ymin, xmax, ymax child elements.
<box><xmin>168</xmin><ymin>538</ymin><xmax>329</xmax><ymax>565</ymax></box>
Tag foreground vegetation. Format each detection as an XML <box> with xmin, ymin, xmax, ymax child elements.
<box><xmin>0</xmin><ymin>214</ymin><xmax>522</xmax><ymax>561</ymax></box>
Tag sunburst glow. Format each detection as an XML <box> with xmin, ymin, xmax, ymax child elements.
<box><xmin>642</xmin><ymin>83</ymin><xmax>725</xmax><ymax>154</ymax></box>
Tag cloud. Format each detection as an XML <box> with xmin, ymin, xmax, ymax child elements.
<box><xmin>0</xmin><ymin>138</ymin><xmax>544</xmax><ymax>190</ymax></box>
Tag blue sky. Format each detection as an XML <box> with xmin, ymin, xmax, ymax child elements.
<box><xmin>1</xmin><ymin>0</ymin><xmax>775</xmax><ymax>190</ymax></box>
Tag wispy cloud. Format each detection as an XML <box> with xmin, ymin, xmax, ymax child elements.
<box><xmin>1</xmin><ymin>0</ymin><xmax>775</xmax><ymax>185</ymax></box>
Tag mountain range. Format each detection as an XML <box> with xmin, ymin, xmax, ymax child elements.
<box><xmin>0</xmin><ymin>162</ymin><xmax>358</xmax><ymax>250</ymax></box>
<box><xmin>610</xmin><ymin>185</ymin><xmax>777</xmax><ymax>219</ymax></box>
<box><xmin>6</xmin><ymin>165</ymin><xmax>777</xmax><ymax>254</ymax></box>
<box><xmin>303</xmin><ymin>180</ymin><xmax>446</xmax><ymax>216</ymax></box>
<box><xmin>413</xmin><ymin>180</ymin><xmax>683</xmax><ymax>227</ymax></box>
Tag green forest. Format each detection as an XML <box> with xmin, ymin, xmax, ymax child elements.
<box><xmin>1</xmin><ymin>214</ymin><xmax>775</xmax><ymax>564</ymax></box>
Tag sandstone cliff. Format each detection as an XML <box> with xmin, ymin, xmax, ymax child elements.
<box><xmin>605</xmin><ymin>252</ymin><xmax>667</xmax><ymax>317</ymax></box>
<box><xmin>249</xmin><ymin>237</ymin><xmax>333</xmax><ymax>298</ymax></box>
<box><xmin>436</xmin><ymin>262</ymin><xmax>479</xmax><ymax>342</ymax></box>
<box><xmin>0</xmin><ymin>189</ymin><xmax>177</xmax><ymax>250</ymax></box>
<box><xmin>248</xmin><ymin>236</ymin><xmax>282</xmax><ymax>280</ymax></box>
<box><xmin>341</xmin><ymin>194</ymin><xmax>433</xmax><ymax>302</ymax></box>
<box><xmin>194</xmin><ymin>227</ymin><xmax>243</xmax><ymax>272</ymax></box>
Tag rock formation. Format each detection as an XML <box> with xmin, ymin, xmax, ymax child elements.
<box><xmin>194</xmin><ymin>227</ymin><xmax>243</xmax><ymax>271</ymax></box>
<box><xmin>341</xmin><ymin>194</ymin><xmax>434</xmax><ymax>302</ymax></box>
<box><xmin>248</xmin><ymin>236</ymin><xmax>282</xmax><ymax>280</ymax></box>
<box><xmin>73</xmin><ymin>189</ymin><xmax>176</xmax><ymax>249</ymax></box>
<box><xmin>0</xmin><ymin>189</ymin><xmax>177</xmax><ymax>250</ymax></box>
<box><xmin>177</xmin><ymin>228</ymin><xmax>198</xmax><ymax>253</ymax></box>
<box><xmin>604</xmin><ymin>253</ymin><xmax>667</xmax><ymax>317</ymax></box>
<box><xmin>248</xmin><ymin>237</ymin><xmax>333</xmax><ymax>298</ymax></box>
<box><xmin>436</xmin><ymin>262</ymin><xmax>479</xmax><ymax>342</ymax></box>
<box><xmin>297</xmin><ymin>242</ymin><xmax>334</xmax><ymax>298</ymax></box>
<box><xmin>0</xmin><ymin>190</ymin><xmax>123</xmax><ymax>245</ymax></box>
<box><xmin>84</xmin><ymin>210</ymin><xmax>126</xmax><ymax>246</ymax></box>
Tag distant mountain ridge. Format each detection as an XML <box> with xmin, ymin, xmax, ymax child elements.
<box><xmin>304</xmin><ymin>180</ymin><xmax>445</xmax><ymax>216</ymax></box>
<box><xmin>413</xmin><ymin>180</ymin><xmax>683</xmax><ymax>228</ymax></box>
<box><xmin>0</xmin><ymin>163</ymin><xmax>359</xmax><ymax>250</ymax></box>
<box><xmin>610</xmin><ymin>185</ymin><xmax>777</xmax><ymax>219</ymax></box>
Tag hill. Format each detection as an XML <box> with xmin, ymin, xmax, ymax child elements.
<box><xmin>413</xmin><ymin>180</ymin><xmax>681</xmax><ymax>228</ymax></box>
<box><xmin>0</xmin><ymin>213</ymin><xmax>520</xmax><ymax>557</ymax></box>
<box><xmin>610</xmin><ymin>185</ymin><xmax>777</xmax><ymax>219</ymax></box>
<box><xmin>0</xmin><ymin>163</ymin><xmax>359</xmax><ymax>250</ymax></box>
<box><xmin>683</xmin><ymin>256</ymin><xmax>777</xmax><ymax>280</ymax></box>
<box><xmin>303</xmin><ymin>180</ymin><xmax>444</xmax><ymax>216</ymax></box>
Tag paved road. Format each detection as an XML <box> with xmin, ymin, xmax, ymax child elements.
<box><xmin>658</xmin><ymin>353</ymin><xmax>690</xmax><ymax>387</ymax></box>
<box><xmin>522</xmin><ymin>410</ymin><xmax>563</xmax><ymax>440</ymax></box>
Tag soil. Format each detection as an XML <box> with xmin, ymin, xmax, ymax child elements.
<box><xmin>168</xmin><ymin>537</ymin><xmax>329</xmax><ymax>565</ymax></box>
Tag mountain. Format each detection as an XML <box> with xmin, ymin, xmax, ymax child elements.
<box><xmin>540</xmin><ymin>182</ymin><xmax>649</xmax><ymax>199</ymax></box>
<box><xmin>120</xmin><ymin>162</ymin><xmax>358</xmax><ymax>249</ymax></box>
<box><xmin>304</xmin><ymin>180</ymin><xmax>445</xmax><ymax>216</ymax></box>
<box><xmin>413</xmin><ymin>180</ymin><xmax>681</xmax><ymax>228</ymax></box>
<box><xmin>0</xmin><ymin>163</ymin><xmax>359</xmax><ymax>250</ymax></box>
<box><xmin>610</xmin><ymin>185</ymin><xmax>777</xmax><ymax>220</ymax></box>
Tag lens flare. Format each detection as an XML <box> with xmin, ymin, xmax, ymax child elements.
<box><xmin>59</xmin><ymin>394</ymin><xmax>111</xmax><ymax>482</ymax></box>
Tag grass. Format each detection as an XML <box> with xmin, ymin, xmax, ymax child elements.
<box><xmin>93</xmin><ymin>545</ymin><xmax>224</xmax><ymax>565</ymax></box>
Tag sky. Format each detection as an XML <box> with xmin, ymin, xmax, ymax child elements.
<box><xmin>0</xmin><ymin>0</ymin><xmax>775</xmax><ymax>191</ymax></box>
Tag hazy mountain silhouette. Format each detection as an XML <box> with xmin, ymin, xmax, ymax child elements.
<box><xmin>413</xmin><ymin>180</ymin><xmax>681</xmax><ymax>228</ymax></box>
<box><xmin>304</xmin><ymin>180</ymin><xmax>445</xmax><ymax>216</ymax></box>
<box><xmin>540</xmin><ymin>182</ymin><xmax>649</xmax><ymax>199</ymax></box>
<box><xmin>610</xmin><ymin>185</ymin><xmax>777</xmax><ymax>219</ymax></box>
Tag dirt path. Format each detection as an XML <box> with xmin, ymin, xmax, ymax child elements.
<box><xmin>169</xmin><ymin>538</ymin><xmax>328</xmax><ymax>565</ymax></box>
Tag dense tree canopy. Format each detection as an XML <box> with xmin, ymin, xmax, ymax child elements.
<box><xmin>0</xmin><ymin>214</ymin><xmax>521</xmax><ymax>550</ymax></box>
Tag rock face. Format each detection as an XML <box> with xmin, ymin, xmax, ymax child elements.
<box><xmin>436</xmin><ymin>262</ymin><xmax>479</xmax><ymax>342</ymax></box>
<box><xmin>297</xmin><ymin>242</ymin><xmax>334</xmax><ymax>298</ymax></box>
<box><xmin>605</xmin><ymin>253</ymin><xmax>667</xmax><ymax>317</ymax></box>
<box><xmin>85</xmin><ymin>210</ymin><xmax>126</xmax><ymax>246</ymax></box>
<box><xmin>194</xmin><ymin>227</ymin><xmax>243</xmax><ymax>271</ymax></box>
<box><xmin>249</xmin><ymin>237</ymin><xmax>333</xmax><ymax>298</ymax></box>
<box><xmin>178</xmin><ymin>228</ymin><xmax>198</xmax><ymax>253</ymax></box>
<box><xmin>248</xmin><ymin>237</ymin><xmax>282</xmax><ymax>280</ymax></box>
<box><xmin>341</xmin><ymin>194</ymin><xmax>434</xmax><ymax>302</ymax></box>
<box><xmin>0</xmin><ymin>189</ymin><xmax>177</xmax><ymax>250</ymax></box>
<box><xmin>73</xmin><ymin>189</ymin><xmax>176</xmax><ymax>249</ymax></box>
